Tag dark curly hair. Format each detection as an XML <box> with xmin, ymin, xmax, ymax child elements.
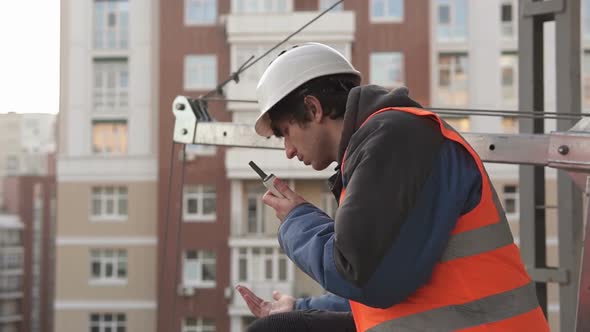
<box><xmin>268</xmin><ymin>73</ymin><xmax>360</xmax><ymax>137</ymax></box>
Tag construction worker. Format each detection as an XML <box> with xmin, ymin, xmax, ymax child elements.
<box><xmin>238</xmin><ymin>42</ymin><xmax>550</xmax><ymax>332</ymax></box>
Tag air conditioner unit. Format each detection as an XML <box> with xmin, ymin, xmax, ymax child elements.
<box><xmin>177</xmin><ymin>285</ymin><xmax>196</xmax><ymax>297</ymax></box>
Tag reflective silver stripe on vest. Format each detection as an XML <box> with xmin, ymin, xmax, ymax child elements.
<box><xmin>440</xmin><ymin>180</ymin><xmax>514</xmax><ymax>262</ymax></box>
<box><xmin>440</xmin><ymin>219</ymin><xmax>514</xmax><ymax>262</ymax></box>
<box><xmin>367</xmin><ymin>282</ymin><xmax>540</xmax><ymax>332</ymax></box>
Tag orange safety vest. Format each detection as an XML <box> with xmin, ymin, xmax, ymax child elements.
<box><xmin>339</xmin><ymin>107</ymin><xmax>549</xmax><ymax>332</ymax></box>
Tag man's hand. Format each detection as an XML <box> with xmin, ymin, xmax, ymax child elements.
<box><xmin>235</xmin><ymin>285</ymin><xmax>296</xmax><ymax>317</ymax></box>
<box><xmin>262</xmin><ymin>178</ymin><xmax>307</xmax><ymax>222</ymax></box>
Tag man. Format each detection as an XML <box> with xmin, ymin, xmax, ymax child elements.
<box><xmin>238</xmin><ymin>42</ymin><xmax>549</xmax><ymax>332</ymax></box>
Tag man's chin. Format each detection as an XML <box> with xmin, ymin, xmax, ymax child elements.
<box><xmin>310</xmin><ymin>162</ymin><xmax>329</xmax><ymax>171</ymax></box>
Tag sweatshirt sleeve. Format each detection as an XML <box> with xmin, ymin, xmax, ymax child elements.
<box><xmin>295</xmin><ymin>293</ymin><xmax>351</xmax><ymax>312</ymax></box>
<box><xmin>279</xmin><ymin>131</ymin><xmax>482</xmax><ymax>308</ymax></box>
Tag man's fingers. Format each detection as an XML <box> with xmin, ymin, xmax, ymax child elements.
<box><xmin>242</xmin><ymin>293</ymin><xmax>265</xmax><ymax>317</ymax></box>
<box><xmin>236</xmin><ymin>285</ymin><xmax>271</xmax><ymax>317</ymax></box>
<box><xmin>262</xmin><ymin>191</ymin><xmax>281</xmax><ymax>207</ymax></box>
<box><xmin>244</xmin><ymin>295</ymin><xmax>263</xmax><ymax>315</ymax></box>
<box><xmin>236</xmin><ymin>285</ymin><xmax>263</xmax><ymax>305</ymax></box>
<box><xmin>273</xmin><ymin>178</ymin><xmax>298</xmax><ymax>200</ymax></box>
<box><xmin>243</xmin><ymin>292</ymin><xmax>261</xmax><ymax>307</ymax></box>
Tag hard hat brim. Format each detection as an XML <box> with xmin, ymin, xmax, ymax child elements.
<box><xmin>255</xmin><ymin>112</ymin><xmax>273</xmax><ymax>137</ymax></box>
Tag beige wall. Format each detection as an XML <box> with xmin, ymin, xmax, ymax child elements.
<box><xmin>55</xmin><ymin>245</ymin><xmax>157</xmax><ymax>300</ymax></box>
<box><xmin>57</xmin><ymin>182</ymin><xmax>157</xmax><ymax>236</ymax></box>
<box><xmin>294</xmin><ymin>180</ymin><xmax>329</xmax><ymax>208</ymax></box>
<box><xmin>55</xmin><ymin>309</ymin><xmax>156</xmax><ymax>332</ymax></box>
<box><xmin>55</xmin><ymin>181</ymin><xmax>158</xmax><ymax>331</ymax></box>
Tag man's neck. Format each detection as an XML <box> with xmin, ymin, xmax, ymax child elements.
<box><xmin>327</xmin><ymin>118</ymin><xmax>344</xmax><ymax>163</ymax></box>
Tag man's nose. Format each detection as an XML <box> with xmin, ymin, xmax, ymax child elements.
<box><xmin>284</xmin><ymin>140</ymin><xmax>296</xmax><ymax>159</ymax></box>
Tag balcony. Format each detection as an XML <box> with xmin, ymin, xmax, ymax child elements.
<box><xmin>0</xmin><ymin>314</ymin><xmax>22</xmax><ymax>324</ymax></box>
<box><xmin>0</xmin><ymin>292</ymin><xmax>23</xmax><ymax>300</ymax></box>
<box><xmin>228</xmin><ymin>238</ymin><xmax>295</xmax><ymax>313</ymax></box>
<box><xmin>224</xmin><ymin>11</ymin><xmax>355</xmax><ymax>110</ymax></box>
<box><xmin>225</xmin><ymin>11</ymin><xmax>354</xmax><ymax>45</ymax></box>
<box><xmin>226</xmin><ymin>148</ymin><xmax>336</xmax><ymax>180</ymax></box>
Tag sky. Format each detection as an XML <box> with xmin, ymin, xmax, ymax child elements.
<box><xmin>0</xmin><ymin>1</ymin><xmax>60</xmax><ymax>114</ymax></box>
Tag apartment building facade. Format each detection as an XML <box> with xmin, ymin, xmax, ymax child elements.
<box><xmin>158</xmin><ymin>0</ymin><xmax>232</xmax><ymax>331</ymax></box>
<box><xmin>0</xmin><ymin>113</ymin><xmax>56</xmax><ymax>211</ymax></box>
<box><xmin>57</xmin><ymin>0</ymin><xmax>159</xmax><ymax>331</ymax></box>
<box><xmin>2</xmin><ymin>176</ymin><xmax>56</xmax><ymax>332</ymax></box>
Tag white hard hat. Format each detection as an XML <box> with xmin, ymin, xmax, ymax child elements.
<box><xmin>255</xmin><ymin>42</ymin><xmax>361</xmax><ymax>137</ymax></box>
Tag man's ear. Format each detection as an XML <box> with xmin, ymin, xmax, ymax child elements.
<box><xmin>304</xmin><ymin>96</ymin><xmax>323</xmax><ymax>123</ymax></box>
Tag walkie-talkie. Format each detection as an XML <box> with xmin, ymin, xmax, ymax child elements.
<box><xmin>248</xmin><ymin>161</ymin><xmax>285</xmax><ymax>198</ymax></box>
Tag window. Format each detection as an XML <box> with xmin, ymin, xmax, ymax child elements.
<box><xmin>436</xmin><ymin>0</ymin><xmax>467</xmax><ymax>42</ymax></box>
<box><xmin>93</xmin><ymin>59</ymin><xmax>129</xmax><ymax>112</ymax></box>
<box><xmin>442</xmin><ymin>117</ymin><xmax>470</xmax><ymax>132</ymax></box>
<box><xmin>183</xmin><ymin>185</ymin><xmax>217</xmax><ymax>221</ymax></box>
<box><xmin>500</xmin><ymin>53</ymin><xmax>518</xmax><ymax>105</ymax></box>
<box><xmin>0</xmin><ymin>231</ymin><xmax>21</xmax><ymax>247</ymax></box>
<box><xmin>370</xmin><ymin>52</ymin><xmax>404</xmax><ymax>88</ymax></box>
<box><xmin>0</xmin><ymin>251</ymin><xmax>23</xmax><ymax>270</ymax></box>
<box><xmin>585</xmin><ymin>0</ymin><xmax>590</xmax><ymax>39</ymax></box>
<box><xmin>91</xmin><ymin>186</ymin><xmax>128</xmax><ymax>220</ymax></box>
<box><xmin>583</xmin><ymin>52</ymin><xmax>590</xmax><ymax>107</ymax></box>
<box><xmin>94</xmin><ymin>0</ymin><xmax>129</xmax><ymax>49</ymax></box>
<box><xmin>500</xmin><ymin>2</ymin><xmax>514</xmax><ymax>39</ymax></box>
<box><xmin>183</xmin><ymin>318</ymin><xmax>216</xmax><ymax>332</ymax></box>
<box><xmin>92</xmin><ymin>120</ymin><xmax>128</xmax><ymax>154</ymax></box>
<box><xmin>243</xmin><ymin>183</ymin><xmax>279</xmax><ymax>235</ymax></box>
<box><xmin>321</xmin><ymin>192</ymin><xmax>337</xmax><ymax>219</ymax></box>
<box><xmin>237</xmin><ymin>247</ymin><xmax>289</xmax><ymax>282</ymax></box>
<box><xmin>371</xmin><ymin>0</ymin><xmax>403</xmax><ymax>22</ymax></box>
<box><xmin>438</xmin><ymin>3</ymin><xmax>450</xmax><ymax>24</ymax></box>
<box><xmin>5</xmin><ymin>155</ymin><xmax>18</xmax><ymax>172</ymax></box>
<box><xmin>232</xmin><ymin>0</ymin><xmax>289</xmax><ymax>13</ymax></box>
<box><xmin>0</xmin><ymin>276</ymin><xmax>21</xmax><ymax>292</ymax></box>
<box><xmin>319</xmin><ymin>0</ymin><xmax>343</xmax><ymax>11</ymax></box>
<box><xmin>437</xmin><ymin>53</ymin><xmax>468</xmax><ymax>106</ymax></box>
<box><xmin>185</xmin><ymin>0</ymin><xmax>217</xmax><ymax>25</ymax></box>
<box><xmin>90</xmin><ymin>249</ymin><xmax>127</xmax><ymax>283</ymax></box>
<box><xmin>184</xmin><ymin>55</ymin><xmax>217</xmax><ymax>90</ymax></box>
<box><xmin>0</xmin><ymin>300</ymin><xmax>19</xmax><ymax>316</ymax></box>
<box><xmin>247</xmin><ymin>190</ymin><xmax>267</xmax><ymax>234</ymax></box>
<box><xmin>501</xmin><ymin>117</ymin><xmax>518</xmax><ymax>134</ymax></box>
<box><xmin>503</xmin><ymin>185</ymin><xmax>519</xmax><ymax>220</ymax></box>
<box><xmin>238</xmin><ymin>248</ymin><xmax>248</xmax><ymax>281</ymax></box>
<box><xmin>90</xmin><ymin>313</ymin><xmax>126</xmax><ymax>332</ymax></box>
<box><xmin>183</xmin><ymin>250</ymin><xmax>216</xmax><ymax>287</ymax></box>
